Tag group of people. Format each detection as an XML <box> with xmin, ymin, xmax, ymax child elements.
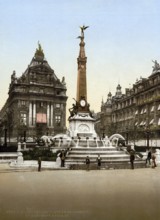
<box><xmin>146</xmin><ymin>148</ymin><xmax>157</xmax><ymax>168</ymax></box>
<box><xmin>37</xmin><ymin>148</ymin><xmax>158</xmax><ymax>171</ymax></box>
<box><xmin>129</xmin><ymin>148</ymin><xmax>157</xmax><ymax>170</ymax></box>
<box><xmin>37</xmin><ymin>149</ymin><xmax>66</xmax><ymax>172</ymax></box>
<box><xmin>86</xmin><ymin>154</ymin><xmax>101</xmax><ymax>170</ymax></box>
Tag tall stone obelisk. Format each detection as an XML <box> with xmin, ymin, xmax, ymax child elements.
<box><xmin>76</xmin><ymin>26</ymin><xmax>87</xmax><ymax>104</ymax></box>
<box><xmin>68</xmin><ymin>26</ymin><xmax>97</xmax><ymax>138</ymax></box>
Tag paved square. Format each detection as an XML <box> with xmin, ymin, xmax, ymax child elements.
<box><xmin>0</xmin><ymin>166</ymin><xmax>160</xmax><ymax>220</ymax></box>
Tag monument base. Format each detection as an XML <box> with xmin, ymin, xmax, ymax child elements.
<box><xmin>68</xmin><ymin>112</ymin><xmax>97</xmax><ymax>138</ymax></box>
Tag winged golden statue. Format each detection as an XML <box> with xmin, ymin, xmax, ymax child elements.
<box><xmin>79</xmin><ymin>25</ymin><xmax>89</xmax><ymax>38</ymax></box>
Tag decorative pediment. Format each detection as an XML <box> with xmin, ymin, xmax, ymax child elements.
<box><xmin>29</xmin><ymin>64</ymin><xmax>54</xmax><ymax>74</ymax></box>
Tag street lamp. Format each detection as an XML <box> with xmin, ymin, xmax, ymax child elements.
<box><xmin>23</xmin><ymin>130</ymin><xmax>26</xmax><ymax>142</ymax></box>
<box><xmin>126</xmin><ymin>127</ymin><xmax>128</xmax><ymax>145</ymax></box>
<box><xmin>4</xmin><ymin>128</ymin><xmax>7</xmax><ymax>147</ymax></box>
<box><xmin>101</xmin><ymin>126</ymin><xmax>105</xmax><ymax>139</ymax></box>
<box><xmin>0</xmin><ymin>118</ymin><xmax>2</xmax><ymax>146</ymax></box>
<box><xmin>145</xmin><ymin>127</ymin><xmax>150</xmax><ymax>149</ymax></box>
<box><xmin>133</xmin><ymin>125</ymin><xmax>136</xmax><ymax>146</ymax></box>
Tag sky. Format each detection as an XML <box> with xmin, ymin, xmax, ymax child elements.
<box><xmin>0</xmin><ymin>0</ymin><xmax>160</xmax><ymax>119</ymax></box>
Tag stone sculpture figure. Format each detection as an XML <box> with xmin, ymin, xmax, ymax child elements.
<box><xmin>61</xmin><ymin>76</ymin><xmax>66</xmax><ymax>85</ymax></box>
<box><xmin>152</xmin><ymin>60</ymin><xmax>160</xmax><ymax>71</ymax></box>
<box><xmin>11</xmin><ymin>71</ymin><xmax>16</xmax><ymax>83</ymax></box>
<box><xmin>69</xmin><ymin>103</ymin><xmax>78</xmax><ymax>119</ymax></box>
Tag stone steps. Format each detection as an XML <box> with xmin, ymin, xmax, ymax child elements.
<box><xmin>65</xmin><ymin>146</ymin><xmax>146</xmax><ymax>169</ymax></box>
<box><xmin>69</xmin><ymin>146</ymin><xmax>117</xmax><ymax>151</ymax></box>
<box><xmin>69</xmin><ymin>162</ymin><xmax>146</xmax><ymax>170</ymax></box>
<box><xmin>66</xmin><ymin>155</ymin><xmax>130</xmax><ymax>160</ymax></box>
<box><xmin>68</xmin><ymin>151</ymin><xmax>126</xmax><ymax>155</ymax></box>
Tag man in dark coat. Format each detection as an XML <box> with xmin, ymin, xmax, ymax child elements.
<box><xmin>130</xmin><ymin>150</ymin><xmax>135</xmax><ymax>169</ymax></box>
<box><xmin>146</xmin><ymin>149</ymin><xmax>151</xmax><ymax>165</ymax></box>
<box><xmin>38</xmin><ymin>157</ymin><xmax>41</xmax><ymax>172</ymax></box>
<box><xmin>60</xmin><ymin>150</ymin><xmax>65</xmax><ymax>167</ymax></box>
<box><xmin>86</xmin><ymin>156</ymin><xmax>90</xmax><ymax>171</ymax></box>
<box><xmin>97</xmin><ymin>154</ymin><xmax>101</xmax><ymax>169</ymax></box>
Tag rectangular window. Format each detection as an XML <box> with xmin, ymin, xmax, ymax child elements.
<box><xmin>55</xmin><ymin>103</ymin><xmax>61</xmax><ymax>108</ymax></box>
<box><xmin>39</xmin><ymin>89</ymin><xmax>44</xmax><ymax>93</ymax></box>
<box><xmin>55</xmin><ymin>115</ymin><xmax>61</xmax><ymax>126</ymax></box>
<box><xmin>21</xmin><ymin>100</ymin><xmax>26</xmax><ymax>106</ymax></box>
<box><xmin>20</xmin><ymin>113</ymin><xmax>27</xmax><ymax>125</ymax></box>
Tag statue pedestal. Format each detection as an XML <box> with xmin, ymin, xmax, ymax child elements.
<box><xmin>68</xmin><ymin>112</ymin><xmax>97</xmax><ymax>138</ymax></box>
<box><xmin>17</xmin><ymin>152</ymin><xmax>24</xmax><ymax>164</ymax></box>
<box><xmin>17</xmin><ymin>142</ymin><xmax>21</xmax><ymax>152</ymax></box>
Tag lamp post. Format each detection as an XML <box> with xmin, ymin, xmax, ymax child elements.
<box><xmin>126</xmin><ymin>127</ymin><xmax>128</xmax><ymax>145</ymax></box>
<box><xmin>101</xmin><ymin>126</ymin><xmax>105</xmax><ymax>139</ymax></box>
<box><xmin>0</xmin><ymin>118</ymin><xmax>2</xmax><ymax>146</ymax></box>
<box><xmin>133</xmin><ymin>125</ymin><xmax>136</xmax><ymax>146</ymax></box>
<box><xmin>4</xmin><ymin>128</ymin><xmax>7</xmax><ymax>147</ymax></box>
<box><xmin>23</xmin><ymin>130</ymin><xmax>26</xmax><ymax>142</ymax></box>
<box><xmin>146</xmin><ymin>128</ymin><xmax>150</xmax><ymax>149</ymax></box>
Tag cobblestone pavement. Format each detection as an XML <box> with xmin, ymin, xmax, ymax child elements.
<box><xmin>0</xmin><ymin>164</ymin><xmax>160</xmax><ymax>220</ymax></box>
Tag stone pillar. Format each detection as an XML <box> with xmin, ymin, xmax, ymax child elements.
<box><xmin>56</xmin><ymin>155</ymin><xmax>61</xmax><ymax>167</ymax></box>
<box><xmin>23</xmin><ymin>142</ymin><xmax>26</xmax><ymax>150</ymax></box>
<box><xmin>17</xmin><ymin>142</ymin><xmax>21</xmax><ymax>152</ymax></box>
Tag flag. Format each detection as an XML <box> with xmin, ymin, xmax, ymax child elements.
<box><xmin>36</xmin><ymin>113</ymin><xmax>47</xmax><ymax>123</ymax></box>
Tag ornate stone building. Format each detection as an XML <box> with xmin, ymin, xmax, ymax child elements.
<box><xmin>0</xmin><ymin>43</ymin><xmax>67</xmax><ymax>141</ymax></box>
<box><xmin>97</xmin><ymin>61</ymin><xmax>160</xmax><ymax>145</ymax></box>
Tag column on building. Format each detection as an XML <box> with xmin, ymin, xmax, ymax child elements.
<box><xmin>47</xmin><ymin>102</ymin><xmax>54</xmax><ymax>127</ymax></box>
<box><xmin>47</xmin><ymin>103</ymin><xmax>50</xmax><ymax>126</ymax></box>
<box><xmin>33</xmin><ymin>102</ymin><xmax>36</xmax><ymax>126</ymax></box>
<box><xmin>29</xmin><ymin>102</ymin><xmax>32</xmax><ymax>126</ymax></box>
<box><xmin>51</xmin><ymin>103</ymin><xmax>53</xmax><ymax>127</ymax></box>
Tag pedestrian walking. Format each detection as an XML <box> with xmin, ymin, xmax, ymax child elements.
<box><xmin>38</xmin><ymin>157</ymin><xmax>41</xmax><ymax>172</ymax></box>
<box><xmin>97</xmin><ymin>154</ymin><xmax>101</xmax><ymax>169</ymax></box>
<box><xmin>130</xmin><ymin>150</ymin><xmax>135</xmax><ymax>169</ymax></box>
<box><xmin>151</xmin><ymin>150</ymin><xmax>157</xmax><ymax>168</ymax></box>
<box><xmin>86</xmin><ymin>156</ymin><xmax>90</xmax><ymax>171</ymax></box>
<box><xmin>146</xmin><ymin>148</ymin><xmax>151</xmax><ymax>165</ymax></box>
<box><xmin>60</xmin><ymin>150</ymin><xmax>65</xmax><ymax>167</ymax></box>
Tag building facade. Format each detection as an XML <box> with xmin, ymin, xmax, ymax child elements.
<box><xmin>0</xmin><ymin>43</ymin><xmax>68</xmax><ymax>142</ymax></box>
<box><xmin>96</xmin><ymin>61</ymin><xmax>160</xmax><ymax>146</ymax></box>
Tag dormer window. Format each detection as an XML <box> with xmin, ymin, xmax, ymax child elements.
<box><xmin>151</xmin><ymin>106</ymin><xmax>154</xmax><ymax>112</ymax></box>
